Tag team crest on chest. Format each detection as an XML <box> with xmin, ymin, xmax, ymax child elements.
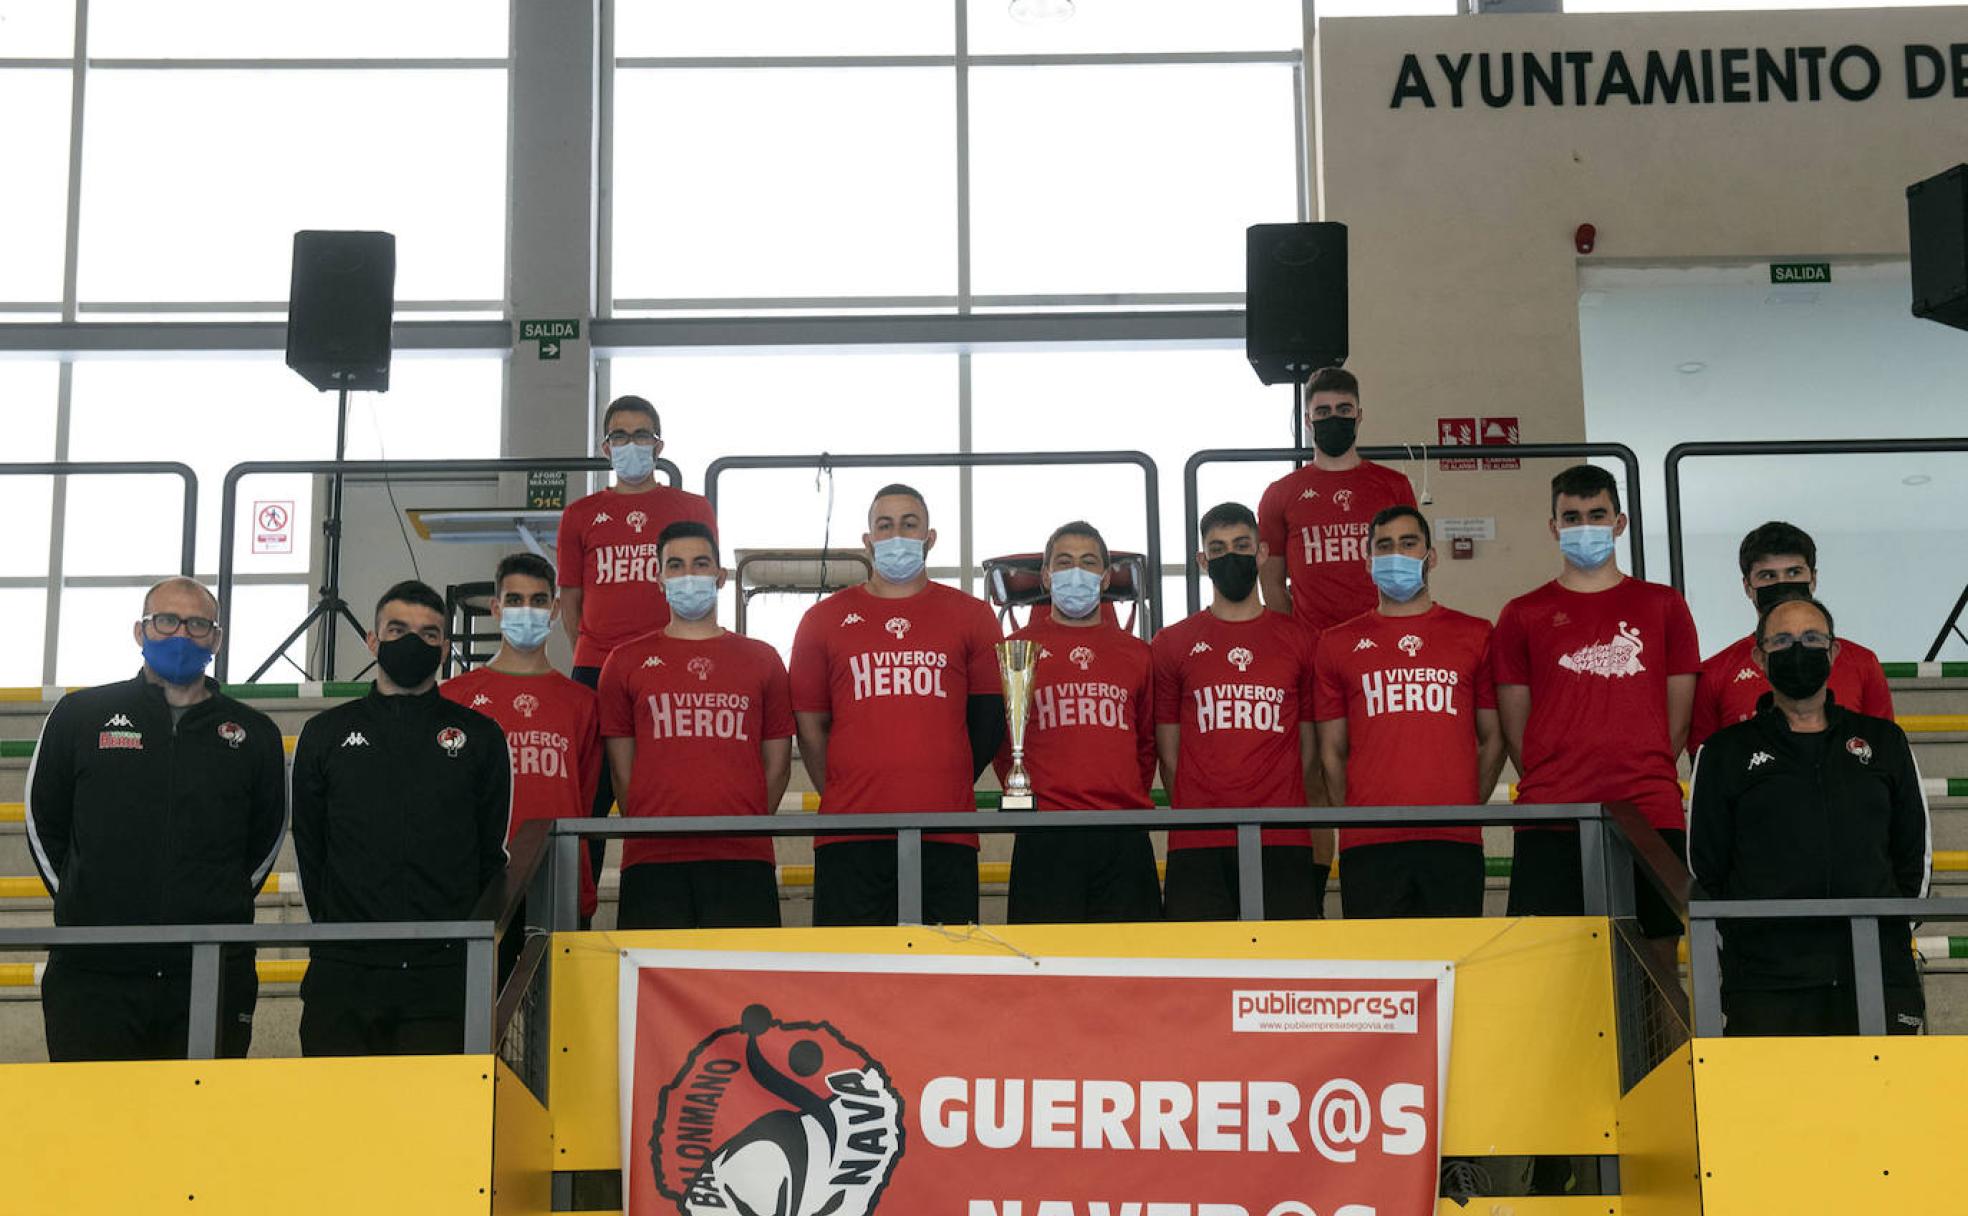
<box><xmin>217</xmin><ymin>721</ymin><xmax>246</xmax><ymax>749</ymax></box>
<box><xmin>1846</xmin><ymin>737</ymin><xmax>1873</xmax><ymax>765</ymax></box>
<box><xmin>884</xmin><ymin>617</ymin><xmax>911</xmax><ymax>640</ymax></box>
<box><xmin>1069</xmin><ymin>645</ymin><xmax>1095</xmax><ymax>671</ymax></box>
<box><xmin>627</xmin><ymin>509</ymin><xmax>649</xmax><ymax>534</ymax></box>
<box><xmin>513</xmin><ymin>693</ymin><xmax>540</xmax><ymax>718</ymax></box>
<box><xmin>687</xmin><ymin>656</ymin><xmax>715</xmax><ymax>682</ymax></box>
<box><xmin>1397</xmin><ymin>634</ymin><xmax>1424</xmax><ymax>657</ymax></box>
<box><xmin>1227</xmin><ymin>646</ymin><xmax>1255</xmax><ymax>672</ymax></box>
<box><xmin>437</xmin><ymin>726</ymin><xmax>467</xmax><ymax>758</ymax></box>
<box><xmin>1332</xmin><ymin>489</ymin><xmax>1355</xmax><ymax>512</ymax></box>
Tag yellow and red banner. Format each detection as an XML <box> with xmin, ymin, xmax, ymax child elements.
<box><xmin>619</xmin><ymin>950</ymin><xmax>1454</xmax><ymax>1216</ymax></box>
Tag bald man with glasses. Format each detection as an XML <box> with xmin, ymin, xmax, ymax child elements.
<box><xmin>25</xmin><ymin>578</ymin><xmax>287</xmax><ymax>1060</ymax></box>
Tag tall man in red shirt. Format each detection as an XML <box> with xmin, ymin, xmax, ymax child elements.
<box><xmin>997</xmin><ymin>520</ymin><xmax>1160</xmax><ymax>923</ymax></box>
<box><xmin>1258</xmin><ymin>366</ymin><xmax>1418</xmax><ymax>632</ymax></box>
<box><xmin>599</xmin><ymin>521</ymin><xmax>793</xmax><ymax>929</ymax></box>
<box><xmin>790</xmin><ymin>485</ymin><xmax>1005</xmax><ymax>926</ymax></box>
<box><xmin>1494</xmin><ymin>466</ymin><xmax>1700</xmax><ymax>938</ymax></box>
<box><xmin>557</xmin><ymin>394</ymin><xmax>718</xmax><ymax>882</ymax></box>
<box><xmin>1689</xmin><ymin>520</ymin><xmax>1894</xmax><ymax>756</ymax></box>
<box><xmin>440</xmin><ymin>553</ymin><xmax>602</xmax><ymax>922</ymax></box>
<box><xmin>1153</xmin><ymin>502</ymin><xmax>1326</xmax><ymax>921</ymax></box>
<box><xmin>1316</xmin><ymin>506</ymin><xmax>1505</xmax><ymax>919</ymax></box>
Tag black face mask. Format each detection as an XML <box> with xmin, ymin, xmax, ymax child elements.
<box><xmin>1310</xmin><ymin>415</ymin><xmax>1358</xmax><ymax>458</ymax></box>
<box><xmin>1765</xmin><ymin>644</ymin><xmax>1832</xmax><ymax>701</ymax></box>
<box><xmin>376</xmin><ymin>634</ymin><xmax>443</xmax><ymax>689</ymax></box>
<box><xmin>1206</xmin><ymin>552</ymin><xmax>1260</xmax><ymax>603</ymax></box>
<box><xmin>1753</xmin><ymin>581</ymin><xmax>1812</xmax><ymax>613</ymax></box>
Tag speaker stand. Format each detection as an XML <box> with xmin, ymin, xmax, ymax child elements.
<box><xmin>1291</xmin><ymin>380</ymin><xmax>1306</xmax><ymax>470</ymax></box>
<box><xmin>247</xmin><ymin>385</ymin><xmax>373</xmax><ymax>682</ymax></box>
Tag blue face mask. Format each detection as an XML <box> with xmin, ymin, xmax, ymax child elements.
<box><xmin>871</xmin><ymin>536</ymin><xmax>927</xmax><ymax>584</ymax></box>
<box><xmin>498</xmin><ymin>605</ymin><xmax>552</xmax><ymax>651</ymax></box>
<box><xmin>1370</xmin><ymin>553</ymin><xmax>1427</xmax><ymax>603</ymax></box>
<box><xmin>663</xmin><ymin>574</ymin><xmax>719</xmax><ymax>622</ymax></box>
<box><xmin>1559</xmin><ymin>524</ymin><xmax>1617</xmax><ymax>571</ymax></box>
<box><xmin>1049</xmin><ymin>566</ymin><xmax>1104</xmax><ymax>619</ymax></box>
<box><xmin>608</xmin><ymin>441</ymin><xmax>657</xmax><ymax>483</ymax></box>
<box><xmin>142</xmin><ymin>635</ymin><xmax>214</xmax><ymax>686</ymax></box>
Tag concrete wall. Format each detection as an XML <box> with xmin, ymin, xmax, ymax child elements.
<box><xmin>1316</xmin><ymin>6</ymin><xmax>1968</xmax><ymax>619</ymax></box>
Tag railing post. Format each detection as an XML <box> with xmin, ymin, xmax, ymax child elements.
<box><xmin>552</xmin><ymin>833</ymin><xmax>582</xmax><ymax>932</ymax></box>
<box><xmin>464</xmin><ymin>934</ymin><xmax>496</xmax><ymax>1053</ymax></box>
<box><xmin>897</xmin><ymin>829</ymin><xmax>925</xmax><ymax>925</ymax></box>
<box><xmin>1578</xmin><ymin>818</ymin><xmax>1610</xmax><ymax>916</ymax></box>
<box><xmin>1236</xmin><ymin>822</ymin><xmax>1265</xmax><ymax>922</ymax></box>
<box><xmin>187</xmin><ymin>942</ymin><xmax>224</xmax><ymax>1060</ymax></box>
<box><xmin>1849</xmin><ymin>917</ymin><xmax>1887</xmax><ymax>1036</ymax></box>
<box><xmin>1688</xmin><ymin>914</ymin><xmax>1723</xmax><ymax>1037</ymax></box>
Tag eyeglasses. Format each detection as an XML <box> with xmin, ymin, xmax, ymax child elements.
<box><xmin>143</xmin><ymin>612</ymin><xmax>220</xmax><ymax>639</ymax></box>
<box><xmin>1308</xmin><ymin>403</ymin><xmax>1360</xmax><ymax>420</ymax></box>
<box><xmin>603</xmin><ymin>429</ymin><xmax>660</xmax><ymax>447</ymax></box>
<box><xmin>1762</xmin><ymin>630</ymin><xmax>1833</xmax><ymax>653</ymax></box>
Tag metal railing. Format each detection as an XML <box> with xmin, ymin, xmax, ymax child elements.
<box><xmin>212</xmin><ymin>455</ymin><xmax>681</xmax><ymax>681</ymax></box>
<box><xmin>1687</xmin><ymin>895</ymin><xmax>1968</xmax><ymax>1037</ymax></box>
<box><xmin>1183</xmin><ymin>444</ymin><xmax>1646</xmax><ymax>615</ymax></box>
<box><xmin>1</xmin><ymin>461</ymin><xmax>199</xmax><ymax>577</ymax></box>
<box><xmin>704</xmin><ymin>450</ymin><xmax>1165</xmax><ymax>633</ymax></box>
<box><xmin>1662</xmin><ymin>440</ymin><xmax>1968</xmax><ymax>661</ymax></box>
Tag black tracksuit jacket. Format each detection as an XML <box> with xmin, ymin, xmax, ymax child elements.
<box><xmin>25</xmin><ymin>673</ymin><xmax>287</xmax><ymax>971</ymax></box>
<box><xmin>291</xmin><ymin>685</ymin><xmax>511</xmax><ymax>968</ymax></box>
<box><xmin>1688</xmin><ymin>693</ymin><xmax>1930</xmax><ymax>992</ymax></box>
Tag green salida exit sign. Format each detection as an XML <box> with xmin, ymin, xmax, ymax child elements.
<box><xmin>1770</xmin><ymin>262</ymin><xmax>1831</xmax><ymax>284</ymax></box>
<box><xmin>519</xmin><ymin>318</ymin><xmax>580</xmax><ymax>360</ymax></box>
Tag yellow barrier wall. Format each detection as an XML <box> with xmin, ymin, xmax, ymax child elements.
<box><xmin>1695</xmin><ymin>1036</ymin><xmax>1968</xmax><ymax>1213</ymax></box>
<box><xmin>549</xmin><ymin>917</ymin><xmax>1625</xmax><ymax>1175</ymax></box>
<box><xmin>1616</xmin><ymin>1043</ymin><xmax>1701</xmax><ymax>1216</ymax></box>
<box><xmin>493</xmin><ymin>1059</ymin><xmax>553</xmax><ymax>1216</ymax></box>
<box><xmin>0</xmin><ymin>1054</ymin><xmax>495</xmax><ymax>1214</ymax></box>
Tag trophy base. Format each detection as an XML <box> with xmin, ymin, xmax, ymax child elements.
<box><xmin>998</xmin><ymin>792</ymin><xmax>1035</xmax><ymax>811</ymax></box>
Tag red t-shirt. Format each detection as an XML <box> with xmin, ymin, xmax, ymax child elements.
<box><xmin>597</xmin><ymin>629</ymin><xmax>794</xmax><ymax>868</ymax></box>
<box><xmin>1313</xmin><ymin>604</ymin><xmax>1496</xmax><ymax>851</ymax></box>
<box><xmin>1151</xmin><ymin>609</ymin><xmax>1319</xmax><ymax>851</ymax></box>
<box><xmin>439</xmin><ymin>667</ymin><xmax>601</xmax><ymax>917</ymax></box>
<box><xmin>789</xmin><ymin>582</ymin><xmax>1004</xmax><ymax>848</ymax></box>
<box><xmin>994</xmin><ymin>616</ymin><xmax>1156</xmax><ymax>812</ymax></box>
<box><xmin>1492</xmin><ymin>577</ymin><xmax>1701</xmax><ymax>832</ymax></box>
<box><xmin>556</xmin><ymin>485</ymin><xmax>719</xmax><ymax>669</ymax></box>
<box><xmin>1257</xmin><ymin>460</ymin><xmax>1418</xmax><ymax>632</ymax></box>
<box><xmin>1688</xmin><ymin>633</ymin><xmax>1894</xmax><ymax>756</ymax></box>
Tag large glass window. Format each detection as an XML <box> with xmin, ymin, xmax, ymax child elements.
<box><xmin>0</xmin><ymin>70</ymin><xmax>72</xmax><ymax>306</ymax></box>
<box><xmin>86</xmin><ymin>0</ymin><xmax>507</xmax><ymax>58</ymax></box>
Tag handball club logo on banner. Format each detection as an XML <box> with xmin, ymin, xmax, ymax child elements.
<box><xmin>624</xmin><ymin>953</ymin><xmax>1453</xmax><ymax>1216</ymax></box>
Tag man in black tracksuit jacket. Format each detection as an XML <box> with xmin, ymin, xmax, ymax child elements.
<box><xmin>1688</xmin><ymin>595</ymin><xmax>1930</xmax><ymax>1037</ymax></box>
<box><xmin>292</xmin><ymin>580</ymin><xmax>511</xmax><ymax>1055</ymax></box>
<box><xmin>26</xmin><ymin>578</ymin><xmax>286</xmax><ymax>1060</ymax></box>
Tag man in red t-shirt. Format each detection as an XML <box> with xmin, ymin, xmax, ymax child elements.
<box><xmin>789</xmin><ymin>484</ymin><xmax>1005</xmax><ymax>926</ymax></box>
<box><xmin>556</xmin><ymin>394</ymin><xmax>719</xmax><ymax>878</ymax></box>
<box><xmin>1258</xmin><ymin>366</ymin><xmax>1419</xmax><ymax>632</ymax></box>
<box><xmin>1493</xmin><ymin>466</ymin><xmax>1700</xmax><ymax>938</ymax></box>
<box><xmin>1153</xmin><ymin>502</ymin><xmax>1326</xmax><ymax>921</ymax></box>
<box><xmin>1315</xmin><ymin>506</ymin><xmax>1504</xmax><ymax>919</ymax></box>
<box><xmin>1689</xmin><ymin>520</ymin><xmax>1894</xmax><ymax>756</ymax></box>
<box><xmin>598</xmin><ymin>521</ymin><xmax>793</xmax><ymax>929</ymax></box>
<box><xmin>440</xmin><ymin>552</ymin><xmax>601</xmax><ymax>921</ymax></box>
<box><xmin>996</xmin><ymin>520</ymin><xmax>1160</xmax><ymax>924</ymax></box>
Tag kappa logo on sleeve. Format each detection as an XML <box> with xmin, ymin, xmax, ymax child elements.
<box><xmin>1747</xmin><ymin>751</ymin><xmax>1774</xmax><ymax>770</ymax></box>
<box><xmin>471</xmin><ymin>693</ymin><xmax>492</xmax><ymax>708</ymax></box>
<box><xmin>594</xmin><ymin>511</ymin><xmax>612</xmax><ymax>525</ymax></box>
<box><xmin>1732</xmin><ymin>667</ymin><xmax>1760</xmax><ymax>683</ymax></box>
<box><xmin>841</xmin><ymin>613</ymin><xmax>865</xmax><ymax>627</ymax></box>
<box><xmin>652</xmin><ymin>1003</ymin><xmax>904</xmax><ymax>1216</ymax></box>
<box><xmin>1188</xmin><ymin>641</ymin><xmax>1211</xmax><ymax>657</ymax></box>
<box><xmin>1352</xmin><ymin>637</ymin><xmax>1377</xmax><ymax>652</ymax></box>
<box><xmin>644</xmin><ymin>655</ymin><xmax>666</xmax><ymax>668</ymax></box>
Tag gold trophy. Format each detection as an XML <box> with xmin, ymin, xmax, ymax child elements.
<box><xmin>996</xmin><ymin>639</ymin><xmax>1042</xmax><ymax>810</ymax></box>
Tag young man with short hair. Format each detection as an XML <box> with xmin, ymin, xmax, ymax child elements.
<box><xmin>997</xmin><ymin>520</ymin><xmax>1161</xmax><ymax>923</ymax></box>
<box><xmin>441</xmin><ymin>553</ymin><xmax>601</xmax><ymax>922</ymax></box>
<box><xmin>1493</xmin><ymin>466</ymin><xmax>1700</xmax><ymax>935</ymax></box>
<box><xmin>1688</xmin><ymin>520</ymin><xmax>1893</xmax><ymax>756</ymax></box>
<box><xmin>1315</xmin><ymin>506</ymin><xmax>1504</xmax><ymax>918</ymax></box>
<box><xmin>790</xmin><ymin>484</ymin><xmax>1005</xmax><ymax>926</ymax></box>
<box><xmin>1258</xmin><ymin>366</ymin><xmax>1418</xmax><ymax>632</ymax></box>
<box><xmin>27</xmin><ymin>577</ymin><xmax>286</xmax><ymax>1060</ymax></box>
<box><xmin>599</xmin><ymin>520</ymin><xmax>794</xmax><ymax>929</ymax></box>
<box><xmin>292</xmin><ymin>580</ymin><xmax>512</xmax><ymax>1056</ymax></box>
<box><xmin>1153</xmin><ymin>502</ymin><xmax>1326</xmax><ymax>921</ymax></box>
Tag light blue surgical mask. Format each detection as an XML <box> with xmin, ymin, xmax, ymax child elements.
<box><xmin>1559</xmin><ymin>524</ymin><xmax>1617</xmax><ymax>571</ymax></box>
<box><xmin>1370</xmin><ymin>553</ymin><xmax>1427</xmax><ymax>603</ymax></box>
<box><xmin>608</xmin><ymin>441</ymin><xmax>657</xmax><ymax>483</ymax></box>
<box><xmin>871</xmin><ymin>536</ymin><xmax>926</xmax><ymax>584</ymax></box>
<box><xmin>1049</xmin><ymin>567</ymin><xmax>1103</xmax><ymax>619</ymax></box>
<box><xmin>663</xmin><ymin>574</ymin><xmax>719</xmax><ymax>621</ymax></box>
<box><xmin>497</xmin><ymin>606</ymin><xmax>552</xmax><ymax>651</ymax></box>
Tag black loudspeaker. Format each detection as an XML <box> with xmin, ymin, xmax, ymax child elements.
<box><xmin>1246</xmin><ymin>222</ymin><xmax>1348</xmax><ymax>385</ymax></box>
<box><xmin>286</xmin><ymin>230</ymin><xmax>396</xmax><ymax>392</ymax></box>
<box><xmin>1910</xmin><ymin>166</ymin><xmax>1968</xmax><ymax>332</ymax></box>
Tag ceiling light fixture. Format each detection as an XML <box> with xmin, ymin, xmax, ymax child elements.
<box><xmin>1009</xmin><ymin>0</ymin><xmax>1075</xmax><ymax>23</ymax></box>
<box><xmin>1903</xmin><ymin>474</ymin><xmax>1933</xmax><ymax>487</ymax></box>
<box><xmin>1676</xmin><ymin>361</ymin><xmax>1706</xmax><ymax>374</ymax></box>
